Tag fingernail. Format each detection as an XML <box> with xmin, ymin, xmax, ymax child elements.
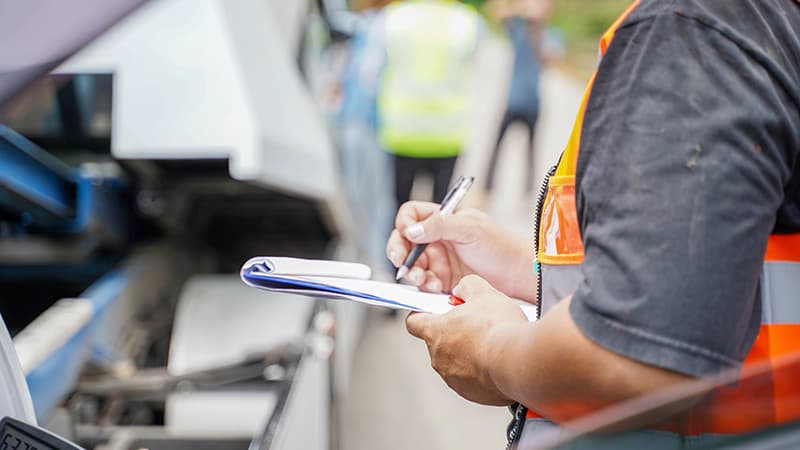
<box><xmin>405</xmin><ymin>223</ymin><xmax>424</xmax><ymax>240</ymax></box>
<box><xmin>426</xmin><ymin>280</ymin><xmax>442</xmax><ymax>292</ymax></box>
<box><xmin>389</xmin><ymin>250</ymin><xmax>399</xmax><ymax>265</ymax></box>
<box><xmin>408</xmin><ymin>270</ymin><xmax>423</xmax><ymax>285</ymax></box>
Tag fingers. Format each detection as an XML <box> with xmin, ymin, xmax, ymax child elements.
<box><xmin>396</xmin><ymin>202</ymin><xmax>480</xmax><ymax>245</ymax></box>
<box><xmin>403</xmin><ymin>213</ymin><xmax>448</xmax><ymax>244</ymax></box>
<box><xmin>422</xmin><ymin>271</ymin><xmax>444</xmax><ymax>293</ymax></box>
<box><xmin>387</xmin><ymin>201</ymin><xmax>481</xmax><ymax>287</ymax></box>
<box><xmin>453</xmin><ymin>275</ymin><xmax>496</xmax><ymax>302</ymax></box>
<box><xmin>423</xmin><ymin>245</ymin><xmax>451</xmax><ymax>290</ymax></box>
<box><xmin>392</xmin><ymin>245</ymin><xmax>449</xmax><ymax>288</ymax></box>
<box><xmin>387</xmin><ymin>201</ymin><xmax>482</xmax><ymax>266</ymax></box>
<box><xmin>406</xmin><ymin>311</ymin><xmax>436</xmax><ymax>340</ymax></box>
<box><xmin>386</xmin><ymin>229</ymin><xmax>433</xmax><ymax>272</ymax></box>
<box><xmin>386</xmin><ymin>229</ymin><xmax>411</xmax><ymax>267</ymax></box>
<box><xmin>395</xmin><ymin>201</ymin><xmax>441</xmax><ymax>230</ymax></box>
<box><xmin>405</xmin><ymin>266</ymin><xmax>427</xmax><ymax>286</ymax></box>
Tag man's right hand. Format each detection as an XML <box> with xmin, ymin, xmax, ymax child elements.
<box><xmin>385</xmin><ymin>201</ymin><xmax>537</xmax><ymax>302</ymax></box>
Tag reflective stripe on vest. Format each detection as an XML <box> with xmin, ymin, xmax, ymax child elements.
<box><xmin>526</xmin><ymin>0</ymin><xmax>800</xmax><ymax>437</ymax></box>
<box><xmin>377</xmin><ymin>1</ymin><xmax>479</xmax><ymax>158</ymax></box>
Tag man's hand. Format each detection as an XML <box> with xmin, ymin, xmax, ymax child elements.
<box><xmin>386</xmin><ymin>201</ymin><xmax>537</xmax><ymax>301</ymax></box>
<box><xmin>406</xmin><ymin>278</ymin><xmax>693</xmax><ymax>423</ymax></box>
<box><xmin>405</xmin><ymin>275</ymin><xmax>528</xmax><ymax>406</ymax></box>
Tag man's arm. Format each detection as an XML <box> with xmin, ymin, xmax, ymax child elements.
<box><xmin>486</xmin><ymin>297</ymin><xmax>690</xmax><ymax>422</ymax></box>
<box><xmin>407</xmin><ymin>277</ymin><xmax>690</xmax><ymax>422</ymax></box>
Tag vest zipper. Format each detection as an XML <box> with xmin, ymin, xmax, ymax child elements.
<box><xmin>505</xmin><ymin>401</ymin><xmax>528</xmax><ymax>450</ymax></box>
<box><xmin>534</xmin><ymin>164</ymin><xmax>557</xmax><ymax>320</ymax></box>
<box><xmin>505</xmin><ymin>164</ymin><xmax>557</xmax><ymax>450</ymax></box>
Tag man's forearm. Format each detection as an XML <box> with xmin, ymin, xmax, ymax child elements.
<box><xmin>486</xmin><ymin>228</ymin><xmax>538</xmax><ymax>303</ymax></box>
<box><xmin>483</xmin><ymin>298</ymin><xmax>692</xmax><ymax>423</ymax></box>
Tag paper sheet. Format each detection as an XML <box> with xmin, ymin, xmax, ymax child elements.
<box><xmin>241</xmin><ymin>258</ymin><xmax>538</xmax><ymax>320</ymax></box>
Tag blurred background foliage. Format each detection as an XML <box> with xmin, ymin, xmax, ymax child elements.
<box><xmin>347</xmin><ymin>0</ymin><xmax>633</xmax><ymax>80</ymax></box>
<box><xmin>549</xmin><ymin>0</ymin><xmax>631</xmax><ymax>79</ymax></box>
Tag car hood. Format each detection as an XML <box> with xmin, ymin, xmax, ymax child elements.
<box><xmin>0</xmin><ymin>0</ymin><xmax>146</xmax><ymax>106</ymax></box>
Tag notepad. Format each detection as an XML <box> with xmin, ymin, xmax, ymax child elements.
<box><xmin>240</xmin><ymin>257</ymin><xmax>538</xmax><ymax>320</ymax></box>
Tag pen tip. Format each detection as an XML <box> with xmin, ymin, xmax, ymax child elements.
<box><xmin>395</xmin><ymin>266</ymin><xmax>408</xmax><ymax>281</ymax></box>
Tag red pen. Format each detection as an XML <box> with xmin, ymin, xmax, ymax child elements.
<box><xmin>449</xmin><ymin>295</ymin><xmax>465</xmax><ymax>306</ymax></box>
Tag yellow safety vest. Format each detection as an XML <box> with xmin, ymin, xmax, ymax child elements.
<box><xmin>378</xmin><ymin>1</ymin><xmax>480</xmax><ymax>158</ymax></box>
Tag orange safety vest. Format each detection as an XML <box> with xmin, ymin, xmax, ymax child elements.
<box><xmin>523</xmin><ymin>0</ymin><xmax>800</xmax><ymax>439</ymax></box>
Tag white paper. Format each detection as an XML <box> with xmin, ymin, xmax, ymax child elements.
<box><xmin>241</xmin><ymin>258</ymin><xmax>538</xmax><ymax>320</ymax></box>
<box><xmin>242</xmin><ymin>257</ymin><xmax>372</xmax><ymax>279</ymax></box>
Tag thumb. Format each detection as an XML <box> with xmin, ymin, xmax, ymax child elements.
<box><xmin>406</xmin><ymin>311</ymin><xmax>436</xmax><ymax>340</ymax></box>
<box><xmin>403</xmin><ymin>212</ymin><xmax>475</xmax><ymax>245</ymax></box>
<box><xmin>452</xmin><ymin>275</ymin><xmax>495</xmax><ymax>303</ymax></box>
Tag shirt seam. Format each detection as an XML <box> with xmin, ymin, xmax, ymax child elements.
<box><xmin>612</xmin><ymin>3</ymin><xmax>800</xmax><ymax>113</ymax></box>
<box><xmin>610</xmin><ymin>0</ymin><xmax>678</xmax><ymax>34</ymax></box>
<box><xmin>613</xmin><ymin>6</ymin><xmax>758</xmax><ymax>58</ymax></box>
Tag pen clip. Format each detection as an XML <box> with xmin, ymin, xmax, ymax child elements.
<box><xmin>439</xmin><ymin>176</ymin><xmax>465</xmax><ymax>208</ymax></box>
<box><xmin>440</xmin><ymin>176</ymin><xmax>474</xmax><ymax>213</ymax></box>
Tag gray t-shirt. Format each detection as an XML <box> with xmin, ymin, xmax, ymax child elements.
<box><xmin>570</xmin><ymin>0</ymin><xmax>800</xmax><ymax>377</ymax></box>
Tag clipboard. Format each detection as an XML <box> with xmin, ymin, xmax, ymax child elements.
<box><xmin>240</xmin><ymin>257</ymin><xmax>538</xmax><ymax>319</ymax></box>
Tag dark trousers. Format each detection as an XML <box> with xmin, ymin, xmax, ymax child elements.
<box><xmin>486</xmin><ymin>110</ymin><xmax>538</xmax><ymax>192</ymax></box>
<box><xmin>392</xmin><ymin>154</ymin><xmax>458</xmax><ymax>206</ymax></box>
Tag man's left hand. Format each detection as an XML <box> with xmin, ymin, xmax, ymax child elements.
<box><xmin>405</xmin><ymin>275</ymin><xmax>528</xmax><ymax>406</ymax></box>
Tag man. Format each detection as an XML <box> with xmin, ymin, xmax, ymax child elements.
<box><xmin>386</xmin><ymin>0</ymin><xmax>800</xmax><ymax>447</ymax></box>
<box><xmin>485</xmin><ymin>0</ymin><xmax>552</xmax><ymax>195</ymax></box>
<box><xmin>376</xmin><ymin>0</ymin><xmax>484</xmax><ymax>206</ymax></box>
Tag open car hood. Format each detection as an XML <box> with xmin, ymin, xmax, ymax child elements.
<box><xmin>0</xmin><ymin>0</ymin><xmax>147</xmax><ymax>107</ymax></box>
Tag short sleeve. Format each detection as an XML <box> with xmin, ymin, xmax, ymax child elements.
<box><xmin>570</xmin><ymin>11</ymin><xmax>800</xmax><ymax>376</ymax></box>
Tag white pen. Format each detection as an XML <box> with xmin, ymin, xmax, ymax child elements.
<box><xmin>396</xmin><ymin>176</ymin><xmax>475</xmax><ymax>281</ymax></box>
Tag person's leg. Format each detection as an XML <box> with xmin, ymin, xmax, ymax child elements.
<box><xmin>432</xmin><ymin>156</ymin><xmax>458</xmax><ymax>203</ymax></box>
<box><xmin>524</xmin><ymin>112</ymin><xmax>539</xmax><ymax>193</ymax></box>
<box><xmin>393</xmin><ymin>154</ymin><xmax>418</xmax><ymax>207</ymax></box>
<box><xmin>389</xmin><ymin>154</ymin><xmax>419</xmax><ymax>316</ymax></box>
<box><xmin>486</xmin><ymin>111</ymin><xmax>514</xmax><ymax>192</ymax></box>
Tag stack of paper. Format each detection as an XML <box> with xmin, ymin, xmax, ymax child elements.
<box><xmin>240</xmin><ymin>257</ymin><xmax>538</xmax><ymax>320</ymax></box>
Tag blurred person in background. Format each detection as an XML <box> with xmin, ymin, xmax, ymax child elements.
<box><xmin>352</xmin><ymin>0</ymin><xmax>484</xmax><ymax>316</ymax></box>
<box><xmin>334</xmin><ymin>0</ymin><xmax>397</xmax><ymax>276</ymax></box>
<box><xmin>337</xmin><ymin>0</ymin><xmax>478</xmax><ymax>280</ymax></box>
<box><xmin>375</xmin><ymin>0</ymin><xmax>485</xmax><ymax>207</ymax></box>
<box><xmin>485</xmin><ymin>0</ymin><xmax>552</xmax><ymax>196</ymax></box>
